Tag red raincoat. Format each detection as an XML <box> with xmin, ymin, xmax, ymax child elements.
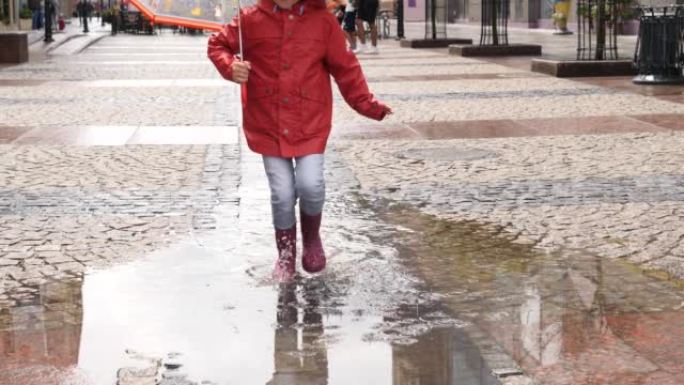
<box><xmin>207</xmin><ymin>0</ymin><xmax>388</xmax><ymax>157</ymax></box>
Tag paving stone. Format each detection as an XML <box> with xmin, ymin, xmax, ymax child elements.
<box><xmin>34</xmin><ymin>244</ymin><xmax>63</xmax><ymax>252</ymax></box>
<box><xmin>45</xmin><ymin>255</ymin><xmax>76</xmax><ymax>264</ymax></box>
<box><xmin>0</xmin><ymin>258</ymin><xmax>20</xmax><ymax>266</ymax></box>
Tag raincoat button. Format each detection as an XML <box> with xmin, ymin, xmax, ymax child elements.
<box><xmin>288</xmin><ymin>14</ymin><xmax>294</xmax><ymax>20</ymax></box>
<box><xmin>282</xmin><ymin>97</ymin><xmax>289</xmax><ymax>104</ymax></box>
<box><xmin>284</xmin><ymin>129</ymin><xmax>289</xmax><ymax>135</ymax></box>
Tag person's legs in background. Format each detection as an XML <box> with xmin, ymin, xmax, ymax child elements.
<box><xmin>343</xmin><ymin>10</ymin><xmax>357</xmax><ymax>51</ymax></box>
<box><xmin>369</xmin><ymin>20</ymin><xmax>378</xmax><ymax>50</ymax></box>
<box><xmin>363</xmin><ymin>0</ymin><xmax>379</xmax><ymax>53</ymax></box>
<box><xmin>355</xmin><ymin>16</ymin><xmax>366</xmax><ymax>51</ymax></box>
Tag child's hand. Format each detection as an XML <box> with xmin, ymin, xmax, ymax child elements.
<box><xmin>382</xmin><ymin>105</ymin><xmax>393</xmax><ymax>118</ymax></box>
<box><xmin>231</xmin><ymin>60</ymin><xmax>251</xmax><ymax>84</ymax></box>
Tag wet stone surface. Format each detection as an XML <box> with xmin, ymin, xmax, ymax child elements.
<box><xmin>3</xmin><ymin>29</ymin><xmax>684</xmax><ymax>385</ymax></box>
<box><xmin>372</xmin><ymin>202</ymin><xmax>684</xmax><ymax>385</ymax></box>
<box><xmin>0</xmin><ymin>147</ymin><xmax>501</xmax><ymax>385</ymax></box>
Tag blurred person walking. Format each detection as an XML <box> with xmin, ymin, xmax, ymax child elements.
<box><xmin>44</xmin><ymin>0</ymin><xmax>55</xmax><ymax>42</ymax></box>
<box><xmin>79</xmin><ymin>0</ymin><xmax>90</xmax><ymax>32</ymax></box>
<box><xmin>111</xmin><ymin>0</ymin><xmax>121</xmax><ymax>34</ymax></box>
<box><xmin>355</xmin><ymin>0</ymin><xmax>379</xmax><ymax>54</ymax></box>
<box><xmin>342</xmin><ymin>0</ymin><xmax>358</xmax><ymax>51</ymax></box>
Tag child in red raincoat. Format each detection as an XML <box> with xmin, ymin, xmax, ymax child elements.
<box><xmin>207</xmin><ymin>0</ymin><xmax>391</xmax><ymax>282</ymax></box>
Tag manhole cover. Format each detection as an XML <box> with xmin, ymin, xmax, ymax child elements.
<box><xmin>400</xmin><ymin>148</ymin><xmax>497</xmax><ymax>161</ymax></box>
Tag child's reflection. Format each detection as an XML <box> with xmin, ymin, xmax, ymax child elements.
<box><xmin>267</xmin><ymin>281</ymin><xmax>328</xmax><ymax>385</ymax></box>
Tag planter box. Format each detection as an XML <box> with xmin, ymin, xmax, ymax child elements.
<box><xmin>531</xmin><ymin>58</ymin><xmax>636</xmax><ymax>77</ymax></box>
<box><xmin>400</xmin><ymin>38</ymin><xmax>473</xmax><ymax>48</ymax></box>
<box><xmin>0</xmin><ymin>32</ymin><xmax>29</xmax><ymax>63</ymax></box>
<box><xmin>450</xmin><ymin>44</ymin><xmax>542</xmax><ymax>57</ymax></box>
<box><xmin>18</xmin><ymin>18</ymin><xmax>32</xmax><ymax>31</ymax></box>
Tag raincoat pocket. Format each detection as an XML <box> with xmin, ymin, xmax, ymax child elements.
<box><xmin>244</xmin><ymin>83</ymin><xmax>278</xmax><ymax>135</ymax></box>
<box><xmin>299</xmin><ymin>86</ymin><xmax>331</xmax><ymax>136</ymax></box>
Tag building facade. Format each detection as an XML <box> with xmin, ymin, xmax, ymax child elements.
<box><xmin>404</xmin><ymin>0</ymin><xmax>570</xmax><ymax>27</ymax></box>
<box><xmin>403</xmin><ymin>0</ymin><xmax>647</xmax><ymax>34</ymax></box>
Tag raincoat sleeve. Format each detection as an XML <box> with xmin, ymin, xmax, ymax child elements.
<box><xmin>207</xmin><ymin>19</ymin><xmax>241</xmax><ymax>82</ymax></box>
<box><xmin>324</xmin><ymin>16</ymin><xmax>388</xmax><ymax>121</ymax></box>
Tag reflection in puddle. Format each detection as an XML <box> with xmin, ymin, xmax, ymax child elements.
<box><xmin>393</xmin><ymin>327</ymin><xmax>499</xmax><ymax>385</ymax></box>
<box><xmin>0</xmin><ymin>280</ymin><xmax>86</xmax><ymax>385</ymax></box>
<box><xmin>377</xmin><ymin>202</ymin><xmax>684</xmax><ymax>385</ymax></box>
<box><xmin>0</xmin><ymin>249</ymin><xmax>497</xmax><ymax>385</ymax></box>
<box><xmin>269</xmin><ymin>282</ymin><xmax>327</xmax><ymax>385</ymax></box>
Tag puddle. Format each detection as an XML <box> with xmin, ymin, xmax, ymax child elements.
<box><xmin>372</xmin><ymin>200</ymin><xmax>684</xmax><ymax>385</ymax></box>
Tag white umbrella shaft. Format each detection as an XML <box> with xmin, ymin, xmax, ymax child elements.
<box><xmin>236</xmin><ymin>0</ymin><xmax>244</xmax><ymax>60</ymax></box>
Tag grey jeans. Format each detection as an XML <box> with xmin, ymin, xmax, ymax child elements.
<box><xmin>263</xmin><ymin>154</ymin><xmax>326</xmax><ymax>230</ymax></box>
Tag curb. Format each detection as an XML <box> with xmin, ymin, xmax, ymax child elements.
<box><xmin>45</xmin><ymin>33</ymin><xmax>84</xmax><ymax>53</ymax></box>
<box><xmin>46</xmin><ymin>32</ymin><xmax>108</xmax><ymax>55</ymax></box>
<box><xmin>75</xmin><ymin>33</ymin><xmax>108</xmax><ymax>54</ymax></box>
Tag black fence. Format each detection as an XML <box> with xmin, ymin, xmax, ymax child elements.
<box><xmin>576</xmin><ymin>0</ymin><xmax>619</xmax><ymax>60</ymax></box>
<box><xmin>425</xmin><ymin>0</ymin><xmax>448</xmax><ymax>39</ymax></box>
<box><xmin>480</xmin><ymin>0</ymin><xmax>509</xmax><ymax>46</ymax></box>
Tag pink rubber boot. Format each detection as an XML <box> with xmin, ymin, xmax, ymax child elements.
<box><xmin>300</xmin><ymin>210</ymin><xmax>326</xmax><ymax>273</ymax></box>
<box><xmin>273</xmin><ymin>226</ymin><xmax>297</xmax><ymax>282</ymax></box>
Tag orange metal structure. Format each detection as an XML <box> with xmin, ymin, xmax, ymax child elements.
<box><xmin>126</xmin><ymin>0</ymin><xmax>224</xmax><ymax>32</ymax></box>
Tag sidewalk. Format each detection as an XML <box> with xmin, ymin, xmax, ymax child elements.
<box><xmin>27</xmin><ymin>17</ymin><xmax>110</xmax><ymax>61</ymax></box>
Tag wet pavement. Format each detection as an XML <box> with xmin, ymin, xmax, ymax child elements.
<box><xmin>0</xmin><ymin>147</ymin><xmax>500</xmax><ymax>385</ymax></box>
<box><xmin>2</xmin><ymin>28</ymin><xmax>684</xmax><ymax>385</ymax></box>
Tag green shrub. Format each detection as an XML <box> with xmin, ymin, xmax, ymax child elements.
<box><xmin>19</xmin><ymin>7</ymin><xmax>33</xmax><ymax>19</ymax></box>
<box><xmin>102</xmin><ymin>9</ymin><xmax>114</xmax><ymax>23</ymax></box>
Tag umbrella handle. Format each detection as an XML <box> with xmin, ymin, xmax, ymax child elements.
<box><xmin>236</xmin><ymin>0</ymin><xmax>244</xmax><ymax>60</ymax></box>
<box><xmin>233</xmin><ymin>0</ymin><xmax>246</xmax><ymax>107</ymax></box>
